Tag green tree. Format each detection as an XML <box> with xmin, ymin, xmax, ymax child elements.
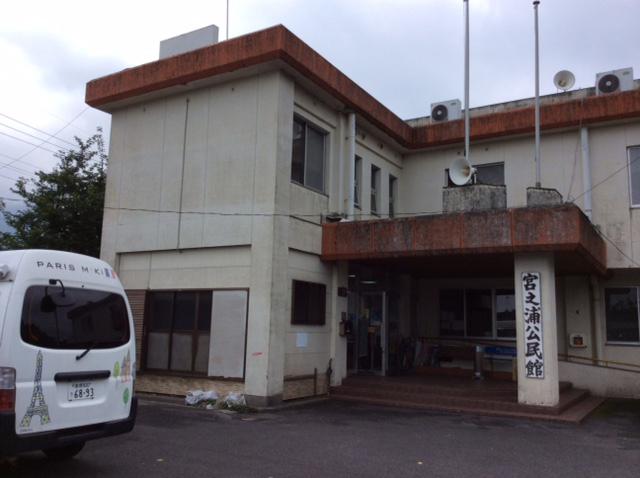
<box><xmin>0</xmin><ymin>130</ymin><xmax>107</xmax><ymax>258</ymax></box>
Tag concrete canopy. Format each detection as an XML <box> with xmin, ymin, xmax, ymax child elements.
<box><xmin>321</xmin><ymin>204</ymin><xmax>609</xmax><ymax>279</ymax></box>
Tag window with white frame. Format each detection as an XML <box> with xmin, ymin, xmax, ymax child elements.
<box><xmin>605</xmin><ymin>287</ymin><xmax>640</xmax><ymax>343</ymax></box>
<box><xmin>439</xmin><ymin>288</ymin><xmax>516</xmax><ymax>339</ymax></box>
<box><xmin>389</xmin><ymin>175</ymin><xmax>397</xmax><ymax>218</ymax></box>
<box><xmin>292</xmin><ymin>117</ymin><xmax>326</xmax><ymax>193</ymax></box>
<box><xmin>628</xmin><ymin>146</ymin><xmax>640</xmax><ymax>207</ymax></box>
<box><xmin>354</xmin><ymin>156</ymin><xmax>362</xmax><ymax>208</ymax></box>
<box><xmin>370</xmin><ymin>165</ymin><xmax>380</xmax><ymax>214</ymax></box>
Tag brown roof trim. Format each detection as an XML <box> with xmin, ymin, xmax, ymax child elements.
<box><xmin>413</xmin><ymin>89</ymin><xmax>640</xmax><ymax>148</ymax></box>
<box><xmin>86</xmin><ymin>25</ymin><xmax>640</xmax><ymax>151</ymax></box>
<box><xmin>85</xmin><ymin>25</ymin><xmax>413</xmax><ymax>147</ymax></box>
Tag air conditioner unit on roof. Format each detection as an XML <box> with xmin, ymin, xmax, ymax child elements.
<box><xmin>430</xmin><ymin>99</ymin><xmax>462</xmax><ymax>123</ymax></box>
<box><xmin>596</xmin><ymin>67</ymin><xmax>634</xmax><ymax>94</ymax></box>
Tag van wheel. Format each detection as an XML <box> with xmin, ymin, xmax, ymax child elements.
<box><xmin>42</xmin><ymin>442</ymin><xmax>85</xmax><ymax>460</ymax></box>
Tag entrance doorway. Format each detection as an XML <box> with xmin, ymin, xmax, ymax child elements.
<box><xmin>347</xmin><ymin>292</ymin><xmax>387</xmax><ymax>375</ymax></box>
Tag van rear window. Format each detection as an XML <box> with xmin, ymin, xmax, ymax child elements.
<box><xmin>21</xmin><ymin>286</ymin><xmax>130</xmax><ymax>350</ymax></box>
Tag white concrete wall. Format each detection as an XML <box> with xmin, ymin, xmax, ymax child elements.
<box><xmin>401</xmin><ymin>122</ymin><xmax>640</xmax><ymax>376</ymax></box>
<box><xmin>102</xmin><ymin>61</ymin><xmax>640</xmax><ymax>400</ymax></box>
<box><xmin>352</xmin><ymin>130</ymin><xmax>403</xmax><ymax>219</ymax></box>
<box><xmin>118</xmin><ymin>248</ymin><xmax>252</xmax><ymax>290</ymax></box>
<box><xmin>102</xmin><ymin>74</ymin><xmax>278</xmax><ymax>266</ymax></box>
<box><xmin>285</xmin><ymin>250</ymin><xmax>333</xmax><ymax>377</ymax></box>
<box><xmin>559</xmin><ymin>361</ymin><xmax>640</xmax><ymax>399</ymax></box>
<box><xmin>402</xmin><ymin>123</ymin><xmax>640</xmax><ymax>261</ymax></box>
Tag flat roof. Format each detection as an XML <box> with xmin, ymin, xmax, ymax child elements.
<box><xmin>86</xmin><ymin>26</ymin><xmax>640</xmax><ymax>151</ymax></box>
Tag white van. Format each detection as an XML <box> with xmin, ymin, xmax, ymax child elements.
<box><xmin>0</xmin><ymin>250</ymin><xmax>136</xmax><ymax>459</ymax></box>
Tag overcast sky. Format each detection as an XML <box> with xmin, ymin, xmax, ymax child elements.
<box><xmin>1</xmin><ymin>0</ymin><xmax>639</xmax><ymax>209</ymax></box>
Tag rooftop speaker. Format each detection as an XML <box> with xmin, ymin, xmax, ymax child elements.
<box><xmin>449</xmin><ymin>157</ymin><xmax>476</xmax><ymax>186</ymax></box>
<box><xmin>553</xmin><ymin>70</ymin><xmax>575</xmax><ymax>91</ymax></box>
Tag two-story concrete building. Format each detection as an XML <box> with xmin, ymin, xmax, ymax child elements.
<box><xmin>86</xmin><ymin>25</ymin><xmax>640</xmax><ymax>408</ymax></box>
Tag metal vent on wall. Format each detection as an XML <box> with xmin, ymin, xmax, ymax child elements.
<box><xmin>430</xmin><ymin>99</ymin><xmax>462</xmax><ymax>123</ymax></box>
<box><xmin>596</xmin><ymin>68</ymin><xmax>634</xmax><ymax>94</ymax></box>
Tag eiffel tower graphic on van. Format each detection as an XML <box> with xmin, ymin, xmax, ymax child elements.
<box><xmin>20</xmin><ymin>351</ymin><xmax>51</xmax><ymax>427</ymax></box>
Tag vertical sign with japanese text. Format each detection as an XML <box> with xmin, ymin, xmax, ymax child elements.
<box><xmin>522</xmin><ymin>272</ymin><xmax>544</xmax><ymax>378</ymax></box>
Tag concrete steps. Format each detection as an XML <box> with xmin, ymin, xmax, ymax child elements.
<box><xmin>330</xmin><ymin>375</ymin><xmax>605</xmax><ymax>424</ymax></box>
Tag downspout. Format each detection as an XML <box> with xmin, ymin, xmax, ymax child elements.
<box><xmin>346</xmin><ymin>112</ymin><xmax>356</xmax><ymax>220</ymax></box>
<box><xmin>581</xmin><ymin>127</ymin><xmax>592</xmax><ymax>221</ymax></box>
<box><xmin>177</xmin><ymin>98</ymin><xmax>190</xmax><ymax>250</ymax></box>
<box><xmin>590</xmin><ymin>274</ymin><xmax>603</xmax><ymax>363</ymax></box>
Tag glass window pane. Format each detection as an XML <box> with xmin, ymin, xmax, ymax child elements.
<box><xmin>198</xmin><ymin>292</ymin><xmax>213</xmax><ymax>331</ymax></box>
<box><xmin>195</xmin><ymin>334</ymin><xmax>210</xmax><ymax>373</ymax></box>
<box><xmin>291</xmin><ymin>119</ymin><xmax>305</xmax><ymax>184</ymax></box>
<box><xmin>440</xmin><ymin>290</ymin><xmax>464</xmax><ymax>336</ymax></box>
<box><xmin>170</xmin><ymin>333</ymin><xmax>193</xmax><ymax>371</ymax></box>
<box><xmin>476</xmin><ymin>163</ymin><xmax>504</xmax><ymax>185</ymax></box>
<box><xmin>466</xmin><ymin>289</ymin><xmax>493</xmax><ymax>337</ymax></box>
<box><xmin>371</xmin><ymin>166</ymin><xmax>379</xmax><ymax>213</ymax></box>
<box><xmin>354</xmin><ymin>157</ymin><xmax>361</xmax><ymax>206</ymax></box>
<box><xmin>20</xmin><ymin>286</ymin><xmax>130</xmax><ymax>349</ymax></box>
<box><xmin>292</xmin><ymin>280</ymin><xmax>326</xmax><ymax>325</ymax></box>
<box><xmin>629</xmin><ymin>147</ymin><xmax>640</xmax><ymax>206</ymax></box>
<box><xmin>305</xmin><ymin>125</ymin><xmax>325</xmax><ymax>192</ymax></box>
<box><xmin>496</xmin><ymin>289</ymin><xmax>516</xmax><ymax>338</ymax></box>
<box><xmin>605</xmin><ymin>288</ymin><xmax>640</xmax><ymax>342</ymax></box>
<box><xmin>146</xmin><ymin>332</ymin><xmax>170</xmax><ymax>369</ymax></box>
<box><xmin>389</xmin><ymin>176</ymin><xmax>397</xmax><ymax>218</ymax></box>
<box><xmin>150</xmin><ymin>292</ymin><xmax>173</xmax><ymax>330</ymax></box>
<box><xmin>174</xmin><ymin>291</ymin><xmax>196</xmax><ymax>331</ymax></box>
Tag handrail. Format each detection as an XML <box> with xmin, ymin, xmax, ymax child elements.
<box><xmin>421</xmin><ymin>337</ymin><xmax>640</xmax><ymax>374</ymax></box>
<box><xmin>558</xmin><ymin>353</ymin><xmax>640</xmax><ymax>374</ymax></box>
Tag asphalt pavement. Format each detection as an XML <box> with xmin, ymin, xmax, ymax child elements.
<box><xmin>1</xmin><ymin>395</ymin><xmax>639</xmax><ymax>477</ymax></box>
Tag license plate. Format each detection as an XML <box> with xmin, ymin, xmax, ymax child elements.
<box><xmin>68</xmin><ymin>381</ymin><xmax>96</xmax><ymax>401</ymax></box>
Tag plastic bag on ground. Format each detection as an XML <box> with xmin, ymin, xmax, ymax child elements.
<box><xmin>185</xmin><ymin>389</ymin><xmax>218</xmax><ymax>406</ymax></box>
<box><xmin>185</xmin><ymin>390</ymin><xmax>205</xmax><ymax>406</ymax></box>
<box><xmin>224</xmin><ymin>393</ymin><xmax>246</xmax><ymax>406</ymax></box>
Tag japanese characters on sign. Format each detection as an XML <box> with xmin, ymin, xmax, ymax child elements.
<box><xmin>522</xmin><ymin>272</ymin><xmax>544</xmax><ymax>379</ymax></box>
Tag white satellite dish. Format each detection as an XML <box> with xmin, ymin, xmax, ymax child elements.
<box><xmin>449</xmin><ymin>157</ymin><xmax>476</xmax><ymax>186</ymax></box>
<box><xmin>553</xmin><ymin>70</ymin><xmax>575</xmax><ymax>91</ymax></box>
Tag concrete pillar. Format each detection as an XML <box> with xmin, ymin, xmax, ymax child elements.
<box><xmin>244</xmin><ymin>71</ymin><xmax>295</xmax><ymax>407</ymax></box>
<box><xmin>514</xmin><ymin>252</ymin><xmax>559</xmax><ymax>406</ymax></box>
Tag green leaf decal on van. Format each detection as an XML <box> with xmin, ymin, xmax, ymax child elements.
<box><xmin>123</xmin><ymin>388</ymin><xmax>130</xmax><ymax>405</ymax></box>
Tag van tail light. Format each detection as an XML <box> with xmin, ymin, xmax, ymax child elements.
<box><xmin>0</xmin><ymin>367</ymin><xmax>16</xmax><ymax>411</ymax></box>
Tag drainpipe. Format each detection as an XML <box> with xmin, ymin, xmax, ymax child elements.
<box><xmin>590</xmin><ymin>274</ymin><xmax>603</xmax><ymax>363</ymax></box>
<box><xmin>346</xmin><ymin>112</ymin><xmax>356</xmax><ymax>220</ymax></box>
<box><xmin>581</xmin><ymin>127</ymin><xmax>592</xmax><ymax>221</ymax></box>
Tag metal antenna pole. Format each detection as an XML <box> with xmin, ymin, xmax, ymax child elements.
<box><xmin>464</xmin><ymin>0</ymin><xmax>470</xmax><ymax>164</ymax></box>
<box><xmin>534</xmin><ymin>1</ymin><xmax>541</xmax><ymax>188</ymax></box>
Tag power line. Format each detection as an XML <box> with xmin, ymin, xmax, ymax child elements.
<box><xmin>0</xmin><ymin>113</ymin><xmax>77</xmax><ymax>148</ymax></box>
<box><xmin>0</xmin><ymin>131</ymin><xmax>60</xmax><ymax>155</ymax></box>
<box><xmin>570</xmin><ymin>152</ymin><xmax>640</xmax><ymax>204</ymax></box>
<box><xmin>0</xmin><ymin>107</ymin><xmax>90</xmax><ymax>172</ymax></box>
<box><xmin>0</xmin><ymin>123</ymin><xmax>71</xmax><ymax>154</ymax></box>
